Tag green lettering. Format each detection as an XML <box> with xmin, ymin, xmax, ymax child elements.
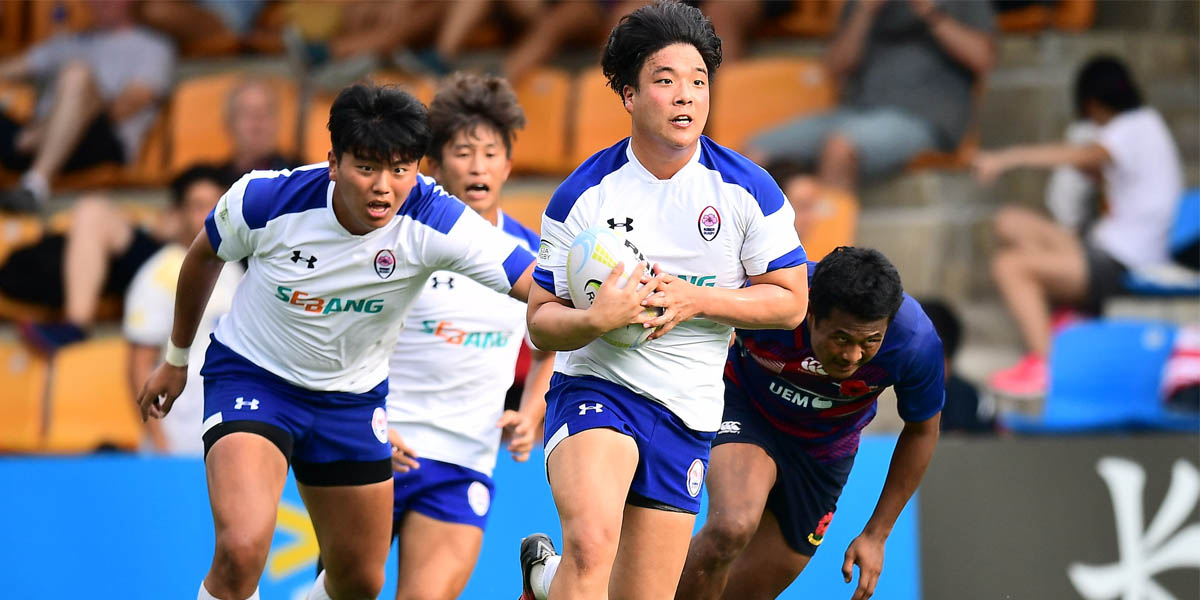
<box><xmin>323</xmin><ymin>298</ymin><xmax>343</xmax><ymax>314</ymax></box>
<box><xmin>275</xmin><ymin>286</ymin><xmax>291</xmax><ymax>301</ymax></box>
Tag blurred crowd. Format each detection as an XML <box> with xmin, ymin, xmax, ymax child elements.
<box><xmin>0</xmin><ymin>0</ymin><xmax>1195</xmax><ymax>455</ymax></box>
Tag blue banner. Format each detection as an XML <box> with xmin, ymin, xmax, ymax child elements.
<box><xmin>0</xmin><ymin>435</ymin><xmax>916</xmax><ymax>599</ymax></box>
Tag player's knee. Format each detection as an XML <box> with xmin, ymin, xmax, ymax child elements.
<box><xmin>702</xmin><ymin>512</ymin><xmax>759</xmax><ymax>560</ymax></box>
<box><xmin>326</xmin><ymin>565</ymin><xmax>386</xmax><ymax>599</ymax></box>
<box><xmin>821</xmin><ymin>134</ymin><xmax>858</xmax><ymax>166</ymax></box>
<box><xmin>991</xmin><ymin>250</ymin><xmax>1022</xmax><ymax>282</ymax></box>
<box><xmin>57</xmin><ymin>60</ymin><xmax>96</xmax><ymax>87</ymax></box>
<box><xmin>211</xmin><ymin>532</ymin><xmax>271</xmax><ymax>585</ymax></box>
<box><xmin>563</xmin><ymin>522</ymin><xmax>620</xmax><ymax>576</ymax></box>
<box><xmin>992</xmin><ymin>206</ymin><xmax>1031</xmax><ymax>242</ymax></box>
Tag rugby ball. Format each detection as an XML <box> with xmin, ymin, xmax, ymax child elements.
<box><xmin>566</xmin><ymin>226</ymin><xmax>663</xmax><ymax>349</ymax></box>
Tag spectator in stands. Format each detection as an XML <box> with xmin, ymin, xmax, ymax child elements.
<box><xmin>125</xmin><ymin>165</ymin><xmax>243</xmax><ymax>455</ymax></box>
<box><xmin>139</xmin><ymin>0</ymin><xmax>267</xmax><ymax>53</ymax></box>
<box><xmin>746</xmin><ymin>0</ymin><xmax>994</xmax><ymax>198</ymax></box>
<box><xmin>975</xmin><ymin>55</ymin><xmax>1183</xmax><ymax>397</ymax></box>
<box><xmin>502</xmin><ymin>0</ymin><xmax>646</xmax><ymax>83</ymax></box>
<box><xmin>217</xmin><ymin>78</ymin><xmax>294</xmax><ymax>182</ymax></box>
<box><xmin>919</xmin><ymin>297</ymin><xmax>996</xmax><ymax>434</ymax></box>
<box><xmin>701</xmin><ymin>0</ymin><xmax>792</xmax><ymax>63</ymax></box>
<box><xmin>0</xmin><ymin>0</ymin><xmax>174</xmax><ymax>213</ymax></box>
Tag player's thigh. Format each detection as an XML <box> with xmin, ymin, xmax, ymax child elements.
<box><xmin>838</xmin><ymin>107</ymin><xmax>938</xmax><ymax>179</ymax></box>
<box><xmin>722</xmin><ymin>509</ymin><xmax>812</xmax><ymax>600</ymax></box>
<box><xmin>547</xmin><ymin>427</ymin><xmax>639</xmax><ymax>555</ymax></box>
<box><xmin>705</xmin><ymin>441</ymin><xmax>777</xmax><ymax>531</ymax></box>
<box><xmin>395</xmin><ymin>511</ymin><xmax>483</xmax><ymax>600</ymax></box>
<box><xmin>299</xmin><ymin>479</ymin><xmax>394</xmax><ymax>577</ymax></box>
<box><xmin>205</xmin><ymin>432</ymin><xmax>289</xmax><ymax>553</ymax></box>
<box><xmin>609</xmin><ymin>504</ymin><xmax>697</xmax><ymax>600</ymax></box>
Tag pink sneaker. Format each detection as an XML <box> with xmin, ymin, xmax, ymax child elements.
<box><xmin>1050</xmin><ymin>308</ymin><xmax>1086</xmax><ymax>333</ymax></box>
<box><xmin>989</xmin><ymin>354</ymin><xmax>1048</xmax><ymax>397</ymax></box>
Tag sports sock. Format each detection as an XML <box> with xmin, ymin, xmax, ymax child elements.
<box><xmin>306</xmin><ymin>570</ymin><xmax>333</xmax><ymax>600</ymax></box>
<box><xmin>531</xmin><ymin>554</ymin><xmax>560</xmax><ymax>600</ymax></box>
<box><xmin>19</xmin><ymin>171</ymin><xmax>48</xmax><ymax>203</ymax></box>
<box><xmin>197</xmin><ymin>582</ymin><xmax>259</xmax><ymax>600</ymax></box>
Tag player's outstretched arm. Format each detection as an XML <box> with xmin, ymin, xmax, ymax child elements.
<box><xmin>135</xmin><ymin>229</ymin><xmax>226</xmax><ymax>422</ymax></box>
<box><xmin>643</xmin><ymin>263</ymin><xmax>808</xmax><ymax>336</ymax></box>
<box><xmin>842</xmin><ymin>412</ymin><xmax>941</xmax><ymax>600</ymax></box>
<box><xmin>501</xmin><ymin>348</ymin><xmax>554</xmax><ymax>462</ymax></box>
<box><xmin>526</xmin><ymin>262</ymin><xmax>659</xmax><ymax>351</ymax></box>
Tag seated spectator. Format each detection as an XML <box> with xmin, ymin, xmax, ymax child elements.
<box><xmin>218</xmin><ymin>78</ymin><xmax>295</xmax><ymax>182</ymax></box>
<box><xmin>0</xmin><ymin>0</ymin><xmax>174</xmax><ymax>212</ymax></box>
<box><xmin>919</xmin><ymin>297</ymin><xmax>996</xmax><ymax>434</ymax></box>
<box><xmin>0</xmin><ymin>166</ymin><xmax>235</xmax><ymax>354</ymax></box>
<box><xmin>139</xmin><ymin>0</ymin><xmax>267</xmax><ymax>52</ymax></box>
<box><xmin>502</xmin><ymin>0</ymin><xmax>646</xmax><ymax>83</ymax></box>
<box><xmin>974</xmin><ymin>56</ymin><xmax>1184</xmax><ymax>396</ymax></box>
<box><xmin>124</xmin><ymin>166</ymin><xmax>243</xmax><ymax>455</ymax></box>
<box><xmin>746</xmin><ymin>0</ymin><xmax>994</xmax><ymax>199</ymax></box>
<box><xmin>701</xmin><ymin>0</ymin><xmax>793</xmax><ymax>63</ymax></box>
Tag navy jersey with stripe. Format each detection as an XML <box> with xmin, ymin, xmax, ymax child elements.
<box><xmin>204</xmin><ymin>164</ymin><xmax>534</xmax><ymax>393</ymax></box>
<box><xmin>726</xmin><ymin>262</ymin><xmax>944</xmax><ymax>461</ymax></box>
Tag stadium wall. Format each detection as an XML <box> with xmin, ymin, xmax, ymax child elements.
<box><xmin>0</xmin><ymin>436</ymin><xmax>918</xmax><ymax>599</ymax></box>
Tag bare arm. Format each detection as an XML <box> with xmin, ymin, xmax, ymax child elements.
<box><xmin>128</xmin><ymin>343</ymin><xmax>169</xmax><ymax>452</ymax></box>
<box><xmin>135</xmin><ymin>230</ymin><xmax>226</xmax><ymax>420</ymax></box>
<box><xmin>974</xmin><ymin>142</ymin><xmax>1111</xmax><ymax>184</ymax></box>
<box><xmin>0</xmin><ymin>55</ymin><xmax>30</xmax><ymax>81</ymax></box>
<box><xmin>499</xmin><ymin>347</ymin><xmax>554</xmax><ymax>462</ymax></box>
<box><xmin>526</xmin><ymin>262</ymin><xmax>658</xmax><ymax>352</ymax></box>
<box><xmin>825</xmin><ymin>0</ymin><xmax>884</xmax><ymax>83</ymax></box>
<box><xmin>842</xmin><ymin>413</ymin><xmax>941</xmax><ymax>599</ymax></box>
<box><xmin>642</xmin><ymin>263</ymin><xmax>809</xmax><ymax>338</ymax></box>
<box><xmin>911</xmin><ymin>0</ymin><xmax>995</xmax><ymax>76</ymax></box>
<box><xmin>507</xmin><ymin>262</ymin><xmax>536</xmax><ymax>303</ymax></box>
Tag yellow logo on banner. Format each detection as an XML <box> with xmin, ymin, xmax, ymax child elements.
<box><xmin>266</xmin><ymin>501</ymin><xmax>318</xmax><ymax>579</ymax></box>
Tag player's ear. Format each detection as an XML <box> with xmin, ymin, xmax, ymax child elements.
<box><xmin>327</xmin><ymin>150</ymin><xmax>338</xmax><ymax>181</ymax></box>
<box><xmin>622</xmin><ymin>84</ymin><xmax>635</xmax><ymax>113</ymax></box>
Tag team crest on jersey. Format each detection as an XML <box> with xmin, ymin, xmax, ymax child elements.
<box><xmin>467</xmin><ymin>481</ymin><xmax>491</xmax><ymax>516</ymax></box>
<box><xmin>371</xmin><ymin>407</ymin><xmax>388</xmax><ymax>444</ymax></box>
<box><xmin>686</xmin><ymin>459</ymin><xmax>705</xmax><ymax>498</ymax></box>
<box><xmin>374</xmin><ymin>249</ymin><xmax>396</xmax><ymax>279</ymax></box>
<box><xmin>698</xmin><ymin>205</ymin><xmax>721</xmax><ymax>241</ymax></box>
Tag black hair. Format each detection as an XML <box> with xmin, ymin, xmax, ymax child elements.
<box><xmin>601</xmin><ymin>0</ymin><xmax>722</xmax><ymax>97</ymax></box>
<box><xmin>170</xmin><ymin>164</ymin><xmax>232</xmax><ymax>209</ymax></box>
<box><xmin>916</xmin><ymin>298</ymin><xmax>961</xmax><ymax>359</ymax></box>
<box><xmin>1074</xmin><ymin>55</ymin><xmax>1143</xmax><ymax>117</ymax></box>
<box><xmin>427</xmin><ymin>72</ymin><xmax>527</xmax><ymax>163</ymax></box>
<box><xmin>809</xmin><ymin>247</ymin><xmax>905</xmax><ymax>324</ymax></box>
<box><xmin>328</xmin><ymin>83</ymin><xmax>430</xmax><ymax>164</ymax></box>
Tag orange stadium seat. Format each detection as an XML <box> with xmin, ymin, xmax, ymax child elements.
<box><xmin>907</xmin><ymin>79</ymin><xmax>985</xmax><ymax>171</ymax></box>
<box><xmin>27</xmin><ymin>0</ymin><xmax>91</xmax><ymax>47</ymax></box>
<box><xmin>568</xmin><ymin>67</ymin><xmax>629</xmax><ymax>168</ymax></box>
<box><xmin>44</xmin><ymin>337</ymin><xmax>141</xmax><ymax>452</ymax></box>
<box><xmin>709</xmin><ymin>56</ymin><xmax>836</xmax><ymax>154</ymax></box>
<box><xmin>760</xmin><ymin>0</ymin><xmax>845</xmax><ymax>38</ymax></box>
<box><xmin>0</xmin><ymin>0</ymin><xmax>26</xmax><ymax>57</ymax></box>
<box><xmin>0</xmin><ymin>341</ymin><xmax>48</xmax><ymax>451</ymax></box>
<box><xmin>511</xmin><ymin>67</ymin><xmax>571</xmax><ymax>175</ymax></box>
<box><xmin>0</xmin><ymin>81</ymin><xmax>35</xmax><ymax>123</ymax></box>
<box><xmin>169</xmin><ymin>73</ymin><xmax>299</xmax><ymax>175</ymax></box>
<box><xmin>500</xmin><ymin>191</ymin><xmax>550</xmax><ymax>234</ymax></box>
<box><xmin>998</xmin><ymin>0</ymin><xmax>1093</xmax><ymax>33</ymax></box>
<box><xmin>303</xmin><ymin>73</ymin><xmax>435</xmax><ymax>165</ymax></box>
<box><xmin>799</xmin><ymin>187</ymin><xmax>858</xmax><ymax>261</ymax></box>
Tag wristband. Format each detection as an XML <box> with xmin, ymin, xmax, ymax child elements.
<box><xmin>164</xmin><ymin>340</ymin><xmax>190</xmax><ymax>367</ymax></box>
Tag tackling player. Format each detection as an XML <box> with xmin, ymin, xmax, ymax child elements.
<box><xmin>676</xmin><ymin>246</ymin><xmax>944</xmax><ymax>600</ymax></box>
<box><xmin>384</xmin><ymin>72</ymin><xmax>552</xmax><ymax>600</ymax></box>
<box><xmin>519</xmin><ymin>2</ymin><xmax>809</xmax><ymax>599</ymax></box>
<box><xmin>137</xmin><ymin>83</ymin><xmax>536</xmax><ymax>600</ymax></box>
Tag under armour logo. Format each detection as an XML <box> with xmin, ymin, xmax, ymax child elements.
<box><xmin>291</xmin><ymin>250</ymin><xmax>317</xmax><ymax>269</ymax></box>
<box><xmin>431</xmin><ymin>276</ymin><xmax>455</xmax><ymax>289</ymax></box>
<box><xmin>233</xmin><ymin>397</ymin><xmax>259</xmax><ymax>411</ymax></box>
<box><xmin>607</xmin><ymin>218</ymin><xmax>633</xmax><ymax>231</ymax></box>
<box><xmin>578</xmin><ymin>403</ymin><xmax>604</xmax><ymax>415</ymax></box>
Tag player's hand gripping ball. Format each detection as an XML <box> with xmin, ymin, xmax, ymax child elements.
<box><xmin>566</xmin><ymin>226</ymin><xmax>664</xmax><ymax>349</ymax></box>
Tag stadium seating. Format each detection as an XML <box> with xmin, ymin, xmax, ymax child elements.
<box><xmin>0</xmin><ymin>81</ymin><xmax>34</xmax><ymax>123</ymax></box>
<box><xmin>799</xmin><ymin>187</ymin><xmax>858</xmax><ymax>261</ymax></box>
<box><xmin>44</xmin><ymin>336</ymin><xmax>141</xmax><ymax>452</ymax></box>
<box><xmin>303</xmin><ymin>72</ymin><xmax>436</xmax><ymax>165</ymax></box>
<box><xmin>1119</xmin><ymin>189</ymin><xmax>1200</xmax><ymax>296</ymax></box>
<box><xmin>170</xmin><ymin>73</ymin><xmax>299</xmax><ymax>175</ymax></box>
<box><xmin>1002</xmin><ymin>320</ymin><xmax>1199</xmax><ymax>433</ymax></box>
<box><xmin>758</xmin><ymin>0</ymin><xmax>845</xmax><ymax>38</ymax></box>
<box><xmin>0</xmin><ymin>341</ymin><xmax>47</xmax><ymax>452</ymax></box>
<box><xmin>708</xmin><ymin>56</ymin><xmax>836</xmax><ymax>155</ymax></box>
<box><xmin>997</xmin><ymin>0</ymin><xmax>1095</xmax><ymax>33</ymax></box>
<box><xmin>0</xmin><ymin>0</ymin><xmax>24</xmax><ymax>57</ymax></box>
<box><xmin>27</xmin><ymin>0</ymin><xmax>91</xmax><ymax>47</ymax></box>
<box><xmin>511</xmin><ymin>67</ymin><xmax>571</xmax><ymax>175</ymax></box>
<box><xmin>568</xmin><ymin>67</ymin><xmax>629</xmax><ymax>168</ymax></box>
<box><xmin>500</xmin><ymin>191</ymin><xmax>549</xmax><ymax>234</ymax></box>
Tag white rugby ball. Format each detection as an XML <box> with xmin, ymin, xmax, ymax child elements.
<box><xmin>566</xmin><ymin>226</ymin><xmax>663</xmax><ymax>349</ymax></box>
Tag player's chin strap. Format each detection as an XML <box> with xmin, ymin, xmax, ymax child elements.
<box><xmin>165</xmin><ymin>340</ymin><xmax>190</xmax><ymax>367</ymax></box>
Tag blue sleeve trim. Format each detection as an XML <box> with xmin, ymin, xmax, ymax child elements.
<box><xmin>399</xmin><ymin>176</ymin><xmax>467</xmax><ymax>235</ymax></box>
<box><xmin>765</xmin><ymin>245</ymin><xmax>808</xmax><ymax>272</ymax></box>
<box><xmin>204</xmin><ymin>210</ymin><xmax>222</xmax><ymax>253</ymax></box>
<box><xmin>697</xmin><ymin>136</ymin><xmax>787</xmax><ymax>217</ymax></box>
<box><xmin>242</xmin><ymin>168</ymin><xmax>328</xmax><ymax>229</ymax></box>
<box><xmin>501</xmin><ymin>246</ymin><xmax>535</xmax><ymax>287</ymax></box>
<box><xmin>533</xmin><ymin>266</ymin><xmax>556</xmax><ymax>294</ymax></box>
<box><xmin>545</xmin><ymin>139</ymin><xmax>630</xmax><ymax>223</ymax></box>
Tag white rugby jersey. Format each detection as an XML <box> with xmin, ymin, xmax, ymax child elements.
<box><xmin>124</xmin><ymin>244</ymin><xmax>243</xmax><ymax>455</ymax></box>
<box><xmin>205</xmin><ymin>164</ymin><xmax>535</xmax><ymax>393</ymax></box>
<box><xmin>387</xmin><ymin>210</ymin><xmax>540</xmax><ymax>476</ymax></box>
<box><xmin>534</xmin><ymin>137</ymin><xmax>805</xmax><ymax>432</ymax></box>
